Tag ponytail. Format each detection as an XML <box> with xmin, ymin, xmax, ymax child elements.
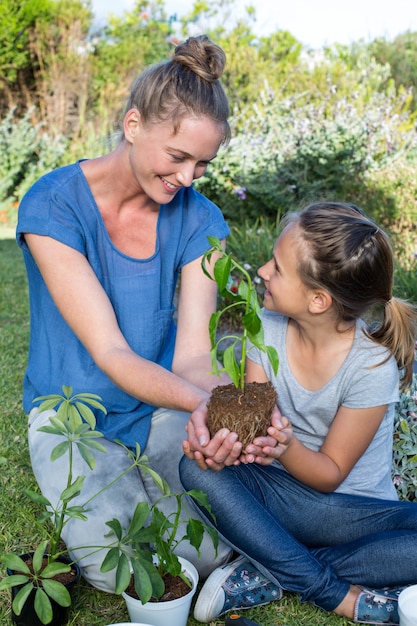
<box><xmin>367</xmin><ymin>297</ymin><xmax>417</xmax><ymax>387</ymax></box>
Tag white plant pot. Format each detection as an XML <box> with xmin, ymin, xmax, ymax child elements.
<box><xmin>121</xmin><ymin>557</ymin><xmax>199</xmax><ymax>626</ymax></box>
<box><xmin>399</xmin><ymin>586</ymin><xmax>417</xmax><ymax>626</ymax></box>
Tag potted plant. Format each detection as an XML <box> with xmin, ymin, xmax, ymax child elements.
<box><xmin>202</xmin><ymin>236</ymin><xmax>279</xmax><ymax>449</ymax></box>
<box><xmin>0</xmin><ymin>386</ymin><xmax>144</xmax><ymax>626</ymax></box>
<box><xmin>0</xmin><ymin>385</ymin><xmax>219</xmax><ymax>626</ymax></box>
<box><xmin>99</xmin><ymin>467</ymin><xmax>218</xmax><ymax>626</ymax></box>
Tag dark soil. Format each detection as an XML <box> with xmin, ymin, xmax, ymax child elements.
<box><xmin>126</xmin><ymin>572</ymin><xmax>192</xmax><ymax>602</ymax></box>
<box><xmin>207</xmin><ymin>381</ymin><xmax>277</xmax><ymax>450</ymax></box>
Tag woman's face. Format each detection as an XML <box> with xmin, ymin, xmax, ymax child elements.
<box><xmin>125</xmin><ymin>112</ymin><xmax>225</xmax><ymax>204</ymax></box>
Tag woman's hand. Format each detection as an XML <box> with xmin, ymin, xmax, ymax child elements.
<box><xmin>183</xmin><ymin>399</ymin><xmax>243</xmax><ymax>471</ymax></box>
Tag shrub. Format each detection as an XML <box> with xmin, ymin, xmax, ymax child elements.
<box><xmin>196</xmin><ymin>88</ymin><xmax>417</xmax><ymax>228</ymax></box>
<box><xmin>393</xmin><ymin>369</ymin><xmax>417</xmax><ymax>501</ymax></box>
<box><xmin>0</xmin><ymin>108</ymin><xmax>68</xmax><ymax>210</ymax></box>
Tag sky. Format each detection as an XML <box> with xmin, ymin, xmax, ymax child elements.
<box><xmin>91</xmin><ymin>0</ymin><xmax>417</xmax><ymax>49</ymax></box>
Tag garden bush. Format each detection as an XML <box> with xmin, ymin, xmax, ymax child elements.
<box><xmin>0</xmin><ymin>108</ymin><xmax>68</xmax><ymax>210</ymax></box>
<box><xmin>196</xmin><ymin>87</ymin><xmax>417</xmax><ymax>230</ymax></box>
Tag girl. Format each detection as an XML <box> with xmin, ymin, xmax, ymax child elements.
<box><xmin>181</xmin><ymin>202</ymin><xmax>417</xmax><ymax>624</ymax></box>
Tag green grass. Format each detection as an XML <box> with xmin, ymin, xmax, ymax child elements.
<box><xmin>0</xmin><ymin>232</ymin><xmax>353</xmax><ymax>625</ymax></box>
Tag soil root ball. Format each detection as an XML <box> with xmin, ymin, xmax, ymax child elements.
<box><xmin>207</xmin><ymin>381</ymin><xmax>277</xmax><ymax>450</ymax></box>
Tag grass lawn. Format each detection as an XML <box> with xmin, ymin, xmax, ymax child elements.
<box><xmin>0</xmin><ymin>230</ymin><xmax>352</xmax><ymax>626</ymax></box>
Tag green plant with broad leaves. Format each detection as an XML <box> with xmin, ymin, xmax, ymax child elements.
<box><xmin>100</xmin><ymin>469</ymin><xmax>218</xmax><ymax>604</ymax></box>
<box><xmin>0</xmin><ymin>385</ymin><xmax>140</xmax><ymax>624</ymax></box>
<box><xmin>202</xmin><ymin>236</ymin><xmax>279</xmax><ymax>391</ymax></box>
<box><xmin>0</xmin><ymin>385</ymin><xmax>219</xmax><ymax>619</ymax></box>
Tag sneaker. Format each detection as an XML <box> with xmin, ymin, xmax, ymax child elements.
<box><xmin>193</xmin><ymin>556</ymin><xmax>283</xmax><ymax>623</ymax></box>
<box><xmin>360</xmin><ymin>586</ymin><xmax>408</xmax><ymax>601</ymax></box>
<box><xmin>354</xmin><ymin>590</ymin><xmax>400</xmax><ymax>624</ymax></box>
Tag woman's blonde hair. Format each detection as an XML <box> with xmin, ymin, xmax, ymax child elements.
<box><xmin>124</xmin><ymin>34</ymin><xmax>230</xmax><ymax>143</ymax></box>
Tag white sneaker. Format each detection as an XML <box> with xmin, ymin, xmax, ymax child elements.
<box><xmin>193</xmin><ymin>556</ymin><xmax>283</xmax><ymax>623</ymax></box>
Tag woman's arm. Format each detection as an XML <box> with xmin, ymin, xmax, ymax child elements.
<box><xmin>245</xmin><ymin>357</ymin><xmax>388</xmax><ymax>491</ymax></box>
<box><xmin>25</xmin><ymin>234</ymin><xmax>209</xmax><ymax>412</ymax></box>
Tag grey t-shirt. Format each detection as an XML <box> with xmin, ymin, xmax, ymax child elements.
<box><xmin>248</xmin><ymin>310</ymin><xmax>400</xmax><ymax>499</ymax></box>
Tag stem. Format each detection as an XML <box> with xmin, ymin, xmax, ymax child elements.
<box><xmin>51</xmin><ymin>436</ymin><xmax>73</xmax><ymax>558</ymax></box>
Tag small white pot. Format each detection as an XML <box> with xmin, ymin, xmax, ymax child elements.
<box><xmin>399</xmin><ymin>585</ymin><xmax>417</xmax><ymax>626</ymax></box>
<box><xmin>121</xmin><ymin>557</ymin><xmax>199</xmax><ymax>626</ymax></box>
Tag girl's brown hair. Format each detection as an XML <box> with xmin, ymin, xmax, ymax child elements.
<box><xmin>124</xmin><ymin>34</ymin><xmax>230</xmax><ymax>143</ymax></box>
<box><xmin>282</xmin><ymin>202</ymin><xmax>417</xmax><ymax>386</ymax></box>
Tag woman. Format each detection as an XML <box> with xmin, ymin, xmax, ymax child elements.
<box><xmin>17</xmin><ymin>34</ymin><xmax>238</xmax><ymax>590</ymax></box>
<box><xmin>181</xmin><ymin>202</ymin><xmax>417</xmax><ymax>625</ymax></box>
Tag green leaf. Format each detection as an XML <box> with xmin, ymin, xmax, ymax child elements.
<box><xmin>185</xmin><ymin>518</ymin><xmax>204</xmax><ymax>554</ymax></box>
<box><xmin>23</xmin><ymin>488</ymin><xmax>51</xmax><ymax>508</ymax></box>
<box><xmin>135</xmin><ymin>557</ymin><xmax>165</xmax><ymax>601</ymax></box>
<box><xmin>242</xmin><ymin>309</ymin><xmax>261</xmax><ymax>335</ymax></box>
<box><xmin>265</xmin><ymin>345</ymin><xmax>279</xmax><ymax>375</ymax></box>
<box><xmin>208</xmin><ymin>311</ymin><xmax>221</xmax><ymax>347</ymax></box>
<box><xmin>213</xmin><ymin>254</ymin><xmax>232</xmax><ymax>292</ymax></box>
<box><xmin>131</xmin><ymin>558</ymin><xmax>153</xmax><ymax>604</ymax></box>
<box><xmin>237</xmin><ymin>279</ymin><xmax>250</xmax><ymax>301</ymax></box>
<box><xmin>105</xmin><ymin>518</ymin><xmax>123</xmax><ymax>540</ymax></box>
<box><xmin>56</xmin><ymin>401</ymin><xmax>70</xmax><ymax>423</ymax></box>
<box><xmin>41</xmin><ymin>579</ymin><xmax>71</xmax><ymax>607</ymax></box>
<box><xmin>188</xmin><ymin>489</ymin><xmax>215</xmax><ymax>520</ymax></box>
<box><xmin>61</xmin><ymin>385</ymin><xmax>73</xmax><ymax>397</ymax></box>
<box><xmin>50</xmin><ymin>441</ymin><xmax>69</xmax><ymax>462</ymax></box>
<box><xmin>12</xmin><ymin>583</ymin><xmax>34</xmax><ymax>617</ymax></box>
<box><xmin>207</xmin><ymin>236</ymin><xmax>221</xmax><ymax>249</ymax></box>
<box><xmin>32</xmin><ymin>541</ymin><xmax>48</xmax><ymax>574</ymax></box>
<box><xmin>60</xmin><ymin>475</ymin><xmax>85</xmax><ymax>503</ymax></box>
<box><xmin>222</xmin><ymin>344</ymin><xmax>240</xmax><ymax>387</ymax></box>
<box><xmin>114</xmin><ymin>553</ymin><xmax>131</xmax><ymax>594</ymax></box>
<box><xmin>34</xmin><ymin>586</ymin><xmax>53</xmax><ymax>624</ymax></box>
<box><xmin>127</xmin><ymin>501</ymin><xmax>150</xmax><ymax>536</ymax></box>
<box><xmin>74</xmin><ymin>396</ymin><xmax>107</xmax><ymax>415</ymax></box>
<box><xmin>63</xmin><ymin>505</ymin><xmax>89</xmax><ymax>522</ymax></box>
<box><xmin>77</xmin><ymin>443</ymin><xmax>97</xmax><ymax>471</ymax></box>
<box><xmin>74</xmin><ymin>401</ymin><xmax>96</xmax><ymax>429</ymax></box>
<box><xmin>34</xmin><ymin>396</ymin><xmax>64</xmax><ymax>412</ymax></box>
<box><xmin>42</xmin><ymin>562</ymin><xmax>71</xmax><ymax>578</ymax></box>
<box><xmin>68</xmin><ymin>404</ymin><xmax>83</xmax><ymax>430</ymax></box>
<box><xmin>205</xmin><ymin>524</ymin><xmax>219</xmax><ymax>554</ymax></box>
<box><xmin>210</xmin><ymin>345</ymin><xmax>221</xmax><ymax>377</ymax></box>
<box><xmin>0</xmin><ymin>573</ymin><xmax>30</xmax><ymax>590</ymax></box>
<box><xmin>1</xmin><ymin>553</ymin><xmax>31</xmax><ymax>574</ymax></box>
<box><xmin>143</xmin><ymin>466</ymin><xmax>170</xmax><ymax>496</ymax></box>
<box><xmin>100</xmin><ymin>547</ymin><xmax>121</xmax><ymax>574</ymax></box>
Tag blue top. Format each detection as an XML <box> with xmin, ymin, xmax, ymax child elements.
<box><xmin>16</xmin><ymin>161</ymin><xmax>229</xmax><ymax>449</ymax></box>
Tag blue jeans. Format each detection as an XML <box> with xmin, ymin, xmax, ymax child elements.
<box><xmin>180</xmin><ymin>457</ymin><xmax>417</xmax><ymax>612</ymax></box>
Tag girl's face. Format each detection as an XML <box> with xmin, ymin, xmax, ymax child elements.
<box><xmin>258</xmin><ymin>224</ymin><xmax>310</xmax><ymax>316</ymax></box>
<box><xmin>125</xmin><ymin>112</ymin><xmax>225</xmax><ymax>204</ymax></box>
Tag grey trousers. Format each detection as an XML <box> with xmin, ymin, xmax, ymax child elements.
<box><xmin>28</xmin><ymin>406</ymin><xmax>232</xmax><ymax>592</ymax></box>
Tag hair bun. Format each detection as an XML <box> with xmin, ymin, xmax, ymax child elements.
<box><xmin>173</xmin><ymin>34</ymin><xmax>226</xmax><ymax>83</ymax></box>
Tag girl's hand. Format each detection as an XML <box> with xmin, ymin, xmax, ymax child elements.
<box><xmin>240</xmin><ymin>407</ymin><xmax>294</xmax><ymax>465</ymax></box>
